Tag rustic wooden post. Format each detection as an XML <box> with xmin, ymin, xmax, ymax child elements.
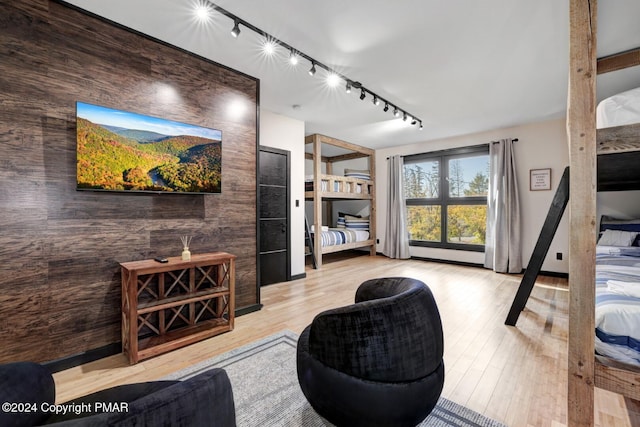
<box><xmin>313</xmin><ymin>134</ymin><xmax>324</xmax><ymax>268</ymax></box>
<box><xmin>567</xmin><ymin>0</ymin><xmax>597</xmax><ymax>425</ymax></box>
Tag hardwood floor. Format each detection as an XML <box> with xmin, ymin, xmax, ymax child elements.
<box><xmin>53</xmin><ymin>254</ymin><xmax>640</xmax><ymax>426</ymax></box>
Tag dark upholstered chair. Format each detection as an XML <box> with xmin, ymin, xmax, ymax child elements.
<box><xmin>0</xmin><ymin>362</ymin><xmax>235</xmax><ymax>426</ymax></box>
<box><xmin>297</xmin><ymin>277</ymin><xmax>445</xmax><ymax>427</ymax></box>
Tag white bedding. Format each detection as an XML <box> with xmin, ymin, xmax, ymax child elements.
<box><xmin>595</xmin><ymin>246</ymin><xmax>640</xmax><ymax>365</ymax></box>
<box><xmin>596</xmin><ymin>86</ymin><xmax>640</xmax><ymax>129</ymax></box>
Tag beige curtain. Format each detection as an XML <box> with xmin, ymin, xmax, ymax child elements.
<box><xmin>484</xmin><ymin>139</ymin><xmax>522</xmax><ymax>273</ymax></box>
<box><xmin>383</xmin><ymin>155</ymin><xmax>410</xmax><ymax>259</ymax></box>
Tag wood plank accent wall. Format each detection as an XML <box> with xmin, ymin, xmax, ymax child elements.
<box><xmin>0</xmin><ymin>0</ymin><xmax>259</xmax><ymax>363</ymax></box>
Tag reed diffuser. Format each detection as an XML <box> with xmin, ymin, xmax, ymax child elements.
<box><xmin>180</xmin><ymin>235</ymin><xmax>192</xmax><ymax>261</ymax></box>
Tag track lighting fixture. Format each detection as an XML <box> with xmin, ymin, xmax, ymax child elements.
<box><xmin>326</xmin><ymin>73</ymin><xmax>340</xmax><ymax>87</ymax></box>
<box><xmin>419</xmin><ymin>122</ymin><xmax>424</xmax><ymax>130</ymax></box>
<box><xmin>263</xmin><ymin>39</ymin><xmax>276</xmax><ymax>55</ymax></box>
<box><xmin>195</xmin><ymin>4</ymin><xmax>210</xmax><ymax>21</ymax></box>
<box><xmin>230</xmin><ymin>20</ymin><xmax>241</xmax><ymax>37</ymax></box>
<box><xmin>289</xmin><ymin>50</ymin><xmax>299</xmax><ymax>65</ymax></box>
<box><xmin>202</xmin><ymin>1</ymin><xmax>423</xmax><ymax>130</ymax></box>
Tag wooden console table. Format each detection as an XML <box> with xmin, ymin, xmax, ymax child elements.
<box><xmin>120</xmin><ymin>252</ymin><xmax>236</xmax><ymax>364</ymax></box>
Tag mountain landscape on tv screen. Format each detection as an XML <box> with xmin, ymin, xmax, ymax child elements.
<box><xmin>76</xmin><ymin>118</ymin><xmax>222</xmax><ymax>193</ymax></box>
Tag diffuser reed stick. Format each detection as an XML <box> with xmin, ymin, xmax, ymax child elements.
<box><xmin>181</xmin><ymin>235</ymin><xmax>192</xmax><ymax>260</ymax></box>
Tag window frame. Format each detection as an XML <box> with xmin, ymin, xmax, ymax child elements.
<box><xmin>404</xmin><ymin>144</ymin><xmax>489</xmax><ymax>252</ymax></box>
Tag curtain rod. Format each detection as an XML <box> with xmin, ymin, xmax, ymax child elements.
<box><xmin>386</xmin><ymin>138</ymin><xmax>518</xmax><ymax>160</ymax></box>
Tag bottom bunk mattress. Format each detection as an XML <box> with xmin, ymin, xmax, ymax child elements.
<box><xmin>317</xmin><ymin>228</ymin><xmax>370</xmax><ymax>247</ymax></box>
<box><xmin>595</xmin><ymin>246</ymin><xmax>640</xmax><ymax>366</ymax></box>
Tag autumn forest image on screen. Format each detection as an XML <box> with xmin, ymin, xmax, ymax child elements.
<box><xmin>76</xmin><ymin>102</ymin><xmax>222</xmax><ymax>193</ymax></box>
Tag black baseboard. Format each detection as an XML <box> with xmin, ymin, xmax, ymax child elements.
<box><xmin>410</xmin><ymin>255</ymin><xmax>484</xmax><ymax>269</ymax></box>
<box><xmin>235</xmin><ymin>303</ymin><xmax>263</xmax><ymax>316</ymax></box>
<box><xmin>290</xmin><ymin>273</ymin><xmax>306</xmax><ymax>281</ymax></box>
<box><xmin>537</xmin><ymin>270</ymin><xmax>569</xmax><ymax>279</ymax></box>
<box><xmin>43</xmin><ymin>304</ymin><xmax>264</xmax><ymax>372</ymax></box>
<box><xmin>43</xmin><ymin>342</ymin><xmax>122</xmax><ymax>373</ymax></box>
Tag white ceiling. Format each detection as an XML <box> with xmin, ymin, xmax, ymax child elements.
<box><xmin>63</xmin><ymin>0</ymin><xmax>640</xmax><ymax>150</ymax></box>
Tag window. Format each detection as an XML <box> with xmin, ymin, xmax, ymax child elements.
<box><xmin>403</xmin><ymin>146</ymin><xmax>489</xmax><ymax>251</ymax></box>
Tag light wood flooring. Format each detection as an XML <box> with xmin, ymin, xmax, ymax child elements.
<box><xmin>53</xmin><ymin>254</ymin><xmax>640</xmax><ymax>426</ymax></box>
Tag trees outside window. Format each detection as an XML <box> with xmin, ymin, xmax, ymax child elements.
<box><xmin>403</xmin><ymin>146</ymin><xmax>489</xmax><ymax>251</ymax></box>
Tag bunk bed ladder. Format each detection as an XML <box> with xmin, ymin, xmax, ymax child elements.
<box><xmin>305</xmin><ymin>215</ymin><xmax>317</xmax><ymax>269</ymax></box>
<box><xmin>505</xmin><ymin>166</ymin><xmax>570</xmax><ymax>326</ymax></box>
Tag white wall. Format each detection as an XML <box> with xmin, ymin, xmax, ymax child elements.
<box><xmin>597</xmin><ymin>191</ymin><xmax>640</xmax><ymax>222</ymax></box>
<box><xmin>259</xmin><ymin>110</ymin><xmax>306</xmax><ymax>277</ymax></box>
<box><xmin>376</xmin><ymin>118</ymin><xmax>570</xmax><ymax>273</ymax></box>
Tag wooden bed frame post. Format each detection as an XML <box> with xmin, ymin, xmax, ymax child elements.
<box><xmin>567</xmin><ymin>0</ymin><xmax>597</xmax><ymax>425</ymax></box>
<box><xmin>312</xmin><ymin>134</ymin><xmax>324</xmax><ymax>268</ymax></box>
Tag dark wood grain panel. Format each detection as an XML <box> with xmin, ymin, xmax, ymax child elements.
<box><xmin>260</xmin><ymin>186</ymin><xmax>287</xmax><ymax>218</ymax></box>
<box><xmin>0</xmin><ymin>0</ymin><xmax>259</xmax><ymax>363</ymax></box>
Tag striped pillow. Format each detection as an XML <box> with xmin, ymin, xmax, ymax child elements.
<box><xmin>345</xmin><ymin>214</ymin><xmax>369</xmax><ymax>231</ymax></box>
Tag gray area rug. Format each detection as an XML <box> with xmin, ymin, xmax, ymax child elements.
<box><xmin>162</xmin><ymin>331</ymin><xmax>508</xmax><ymax>427</ymax></box>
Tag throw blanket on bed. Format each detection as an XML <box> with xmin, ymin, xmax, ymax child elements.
<box><xmin>607</xmin><ymin>280</ymin><xmax>640</xmax><ymax>298</ymax></box>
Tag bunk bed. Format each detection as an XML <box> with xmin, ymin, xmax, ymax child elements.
<box><xmin>305</xmin><ymin>133</ymin><xmax>376</xmax><ymax>268</ymax></box>
<box><xmin>591</xmin><ymin>97</ymin><xmax>640</xmax><ymax>401</ymax></box>
<box><xmin>568</xmin><ymin>1</ymin><xmax>640</xmax><ymax>424</ymax></box>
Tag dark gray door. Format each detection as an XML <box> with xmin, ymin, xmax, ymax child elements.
<box><xmin>258</xmin><ymin>146</ymin><xmax>290</xmax><ymax>286</ymax></box>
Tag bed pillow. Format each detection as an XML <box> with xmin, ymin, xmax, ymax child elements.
<box><xmin>598</xmin><ymin>229</ymin><xmax>639</xmax><ymax>247</ymax></box>
<box><xmin>600</xmin><ymin>215</ymin><xmax>640</xmax><ymax>246</ymax></box>
<box><xmin>345</xmin><ymin>214</ymin><xmax>370</xmax><ymax>231</ymax></box>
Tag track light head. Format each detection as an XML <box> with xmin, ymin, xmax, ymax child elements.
<box><xmin>419</xmin><ymin>122</ymin><xmax>424</xmax><ymax>130</ymax></box>
<box><xmin>308</xmin><ymin>62</ymin><xmax>316</xmax><ymax>76</ymax></box>
<box><xmin>383</xmin><ymin>102</ymin><xmax>389</xmax><ymax>112</ymax></box>
<box><xmin>403</xmin><ymin>113</ymin><xmax>408</xmax><ymax>121</ymax></box>
<box><xmin>195</xmin><ymin>4</ymin><xmax>211</xmax><ymax>22</ymax></box>
<box><xmin>345</xmin><ymin>81</ymin><xmax>352</xmax><ymax>93</ymax></box>
<box><xmin>360</xmin><ymin>89</ymin><xmax>366</xmax><ymax>100</ymax></box>
<box><xmin>262</xmin><ymin>39</ymin><xmax>276</xmax><ymax>55</ymax></box>
<box><xmin>289</xmin><ymin>50</ymin><xmax>298</xmax><ymax>65</ymax></box>
<box><xmin>393</xmin><ymin>108</ymin><xmax>399</xmax><ymax>117</ymax></box>
<box><xmin>231</xmin><ymin>20</ymin><xmax>241</xmax><ymax>37</ymax></box>
<box><xmin>372</xmin><ymin>96</ymin><xmax>380</xmax><ymax>106</ymax></box>
<box><xmin>411</xmin><ymin>120</ymin><xmax>417</xmax><ymax>126</ymax></box>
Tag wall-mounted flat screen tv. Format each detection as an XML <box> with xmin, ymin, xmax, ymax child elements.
<box><xmin>76</xmin><ymin>101</ymin><xmax>222</xmax><ymax>194</ymax></box>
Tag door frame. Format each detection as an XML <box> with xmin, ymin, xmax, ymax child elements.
<box><xmin>257</xmin><ymin>145</ymin><xmax>291</xmax><ymax>286</ymax></box>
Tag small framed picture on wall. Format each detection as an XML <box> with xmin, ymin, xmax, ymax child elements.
<box><xmin>530</xmin><ymin>168</ymin><xmax>551</xmax><ymax>191</ymax></box>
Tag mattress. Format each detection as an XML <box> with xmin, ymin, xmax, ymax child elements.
<box><xmin>304</xmin><ymin>180</ymin><xmax>364</xmax><ymax>194</ymax></box>
<box><xmin>317</xmin><ymin>228</ymin><xmax>369</xmax><ymax>247</ymax></box>
<box><xmin>595</xmin><ymin>245</ymin><xmax>640</xmax><ymax>365</ymax></box>
<box><xmin>596</xmin><ymin>86</ymin><xmax>640</xmax><ymax>129</ymax></box>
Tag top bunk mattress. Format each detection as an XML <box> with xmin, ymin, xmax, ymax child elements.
<box><xmin>597</xmin><ymin>86</ymin><xmax>640</xmax><ymax>129</ymax></box>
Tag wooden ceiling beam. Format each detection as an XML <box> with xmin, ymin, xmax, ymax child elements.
<box><xmin>597</xmin><ymin>47</ymin><xmax>640</xmax><ymax>74</ymax></box>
